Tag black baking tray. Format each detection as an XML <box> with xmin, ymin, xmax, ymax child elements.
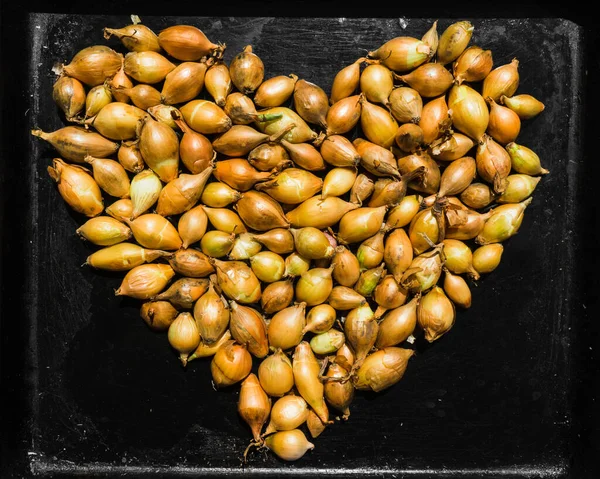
<box><xmin>2</xmin><ymin>4</ymin><xmax>600</xmax><ymax>479</ymax></box>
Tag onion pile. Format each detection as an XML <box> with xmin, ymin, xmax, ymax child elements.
<box><xmin>33</xmin><ymin>16</ymin><xmax>548</xmax><ymax>463</ymax></box>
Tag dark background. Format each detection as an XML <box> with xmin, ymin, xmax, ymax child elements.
<box><xmin>2</xmin><ymin>1</ymin><xmax>599</xmax><ymax>478</ymax></box>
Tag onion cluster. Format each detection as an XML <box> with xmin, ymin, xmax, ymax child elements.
<box><xmin>33</xmin><ymin>17</ymin><xmax>548</xmax><ymax>463</ymax></box>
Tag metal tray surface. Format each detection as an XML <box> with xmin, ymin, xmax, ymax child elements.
<box><xmin>1</xmin><ymin>11</ymin><xmax>598</xmax><ymax>479</ymax></box>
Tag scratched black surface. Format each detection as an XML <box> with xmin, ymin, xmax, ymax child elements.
<box><xmin>0</xmin><ymin>11</ymin><xmax>596</xmax><ymax>479</ymax></box>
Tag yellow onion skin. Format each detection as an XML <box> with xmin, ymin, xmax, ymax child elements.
<box><xmin>331</xmin><ymin>245</ymin><xmax>361</xmax><ymax>287</ymax></box>
<box><xmin>103</xmin><ymin>23</ymin><xmax>161</xmax><ymax>53</ymax></box>
<box><xmin>153</xmin><ymin>277</ymin><xmax>210</xmax><ymax>310</ymax></box>
<box><xmin>293</xmin><ymin>78</ymin><xmax>330</xmax><ymax>130</ymax></box>
<box><xmin>140</xmin><ymin>300</ymin><xmax>179</xmax><ymax>332</ymax></box>
<box><xmin>155</xmin><ymin>168</ymin><xmax>213</xmax><ymax>217</ymax></box>
<box><xmin>349</xmin><ymin>173</ymin><xmax>375</xmax><ymax>206</ymax></box>
<box><xmin>330</xmin><ymin>57</ymin><xmax>366</xmax><ymax>104</ymax></box>
<box><xmin>453</xmin><ymin>45</ymin><xmax>494</xmax><ymax>85</ymax></box>
<box><xmin>482</xmin><ymin>58</ymin><xmax>520</xmax><ymax>103</ymax></box>
<box><xmin>375</xmin><ymin>294</ymin><xmax>419</xmax><ymax>348</ymax></box>
<box><xmin>475</xmin><ymin>197</ymin><xmax>533</xmax><ymax>245</ymax></box>
<box><xmin>158</xmin><ymin>24</ymin><xmax>221</xmax><ymax>61</ymax></box>
<box><xmin>352</xmin><ymin>347</ymin><xmax>415</xmax><ymax>392</ymax></box>
<box><xmin>47</xmin><ymin>159</ymin><xmax>103</xmax><ymax>217</ymax></box>
<box><xmin>343</xmin><ymin>303</ymin><xmax>378</xmax><ymax>367</ymax></box>
<box><xmin>161</xmin><ymin>61</ymin><xmax>208</xmax><ymax>105</ymax></box>
<box><xmin>123</xmin><ymin>51</ymin><xmax>176</xmax><ymax>84</ymax></box>
<box><xmin>258</xmin><ymin>349</ymin><xmax>295</xmax><ymax>397</ymax></box>
<box><xmin>105</xmin><ymin>198</ymin><xmax>133</xmax><ymax>223</ymax></box>
<box><xmin>63</xmin><ymin>45</ymin><xmax>123</xmax><ymax>86</ymax></box>
<box><xmin>325</xmin><ymin>94</ymin><xmax>362</xmax><ymax>136</ymax></box>
<box><xmin>306</xmin><ymin>408</ymin><xmax>328</xmax><ymax>439</ymax></box>
<box><xmin>373</xmin><ymin>275</ymin><xmax>408</xmax><ymax>318</ymax></box>
<box><xmin>188</xmin><ymin>330</ymin><xmax>232</xmax><ymax>362</ymax></box>
<box><xmin>53</xmin><ymin>74</ymin><xmax>86</xmax><ymax>120</ymax></box>
<box><xmin>497</xmin><ymin>174</ymin><xmax>541</xmax><ymax>204</ymax></box>
<box><xmin>418</xmin><ymin>95</ymin><xmax>452</xmax><ymax>146</ymax></box>
<box><xmin>417</xmin><ymin>285</ymin><xmax>456</xmax><ymax>343</ymax></box>
<box><xmin>210</xmin><ymin>340</ymin><xmax>253</xmax><ymax>388</ymax></box>
<box><xmin>177</xmin><ymin>205</ymin><xmax>208</xmax><ymax>249</ymax></box>
<box><xmin>353</xmin><ymin>263</ymin><xmax>386</xmax><ymax>298</ymax></box>
<box><xmin>476</xmin><ymin>134</ymin><xmax>512</xmax><ymax>194</ymax></box>
<box><xmin>445</xmin><ymin>209</ymin><xmax>493</xmax><ymax>241</ymax></box>
<box><xmin>84</xmin><ymin>81</ymin><xmax>114</xmax><ymax>120</ymax></box>
<box><xmin>254</xmin><ymin>107</ymin><xmax>318</xmax><ymax>144</ymax></box>
<box><xmin>303</xmin><ymin>303</ymin><xmax>337</xmax><ymax>335</ymax></box>
<box><xmin>194</xmin><ymin>282</ymin><xmax>230</xmax><ymax>344</ymax></box>
<box><xmin>126</xmin><ymin>213</ymin><xmax>183</xmax><ymax>251</ymax></box>
<box><xmin>213</xmin><ymin>158</ymin><xmax>273</xmax><ymax>192</ymax></box>
<box><xmin>436</xmin><ymin>20</ymin><xmax>474</xmax><ymax>65</ymax></box>
<box><xmin>180</xmin><ymin>99</ymin><xmax>232</xmax><ymax>135</ymax></box>
<box><xmin>353</xmin><ymin>137</ymin><xmax>400</xmax><ymax>179</ymax></box>
<box><xmin>254</xmin><ymin>74</ymin><xmax>299</xmax><ymax>108</ymax></box>
<box><xmin>292</xmin><ymin>342</ymin><xmax>330</xmax><ymax>424</ymax></box>
<box><xmin>397</xmin><ymin>151</ymin><xmax>441</xmax><ymax>195</ymax></box>
<box><xmin>167</xmin><ymin>248</ymin><xmax>215</xmax><ymax>278</ymax></box>
<box><xmin>441</xmin><ymin>238</ymin><xmax>480</xmax><ymax>280</ymax></box>
<box><xmin>88</xmin><ymin>102</ymin><xmax>148</xmax><ymax>141</ymax></box>
<box><xmin>383</xmin><ymin>227</ymin><xmax>414</xmax><ymax>283</ymax></box>
<box><xmin>356</xmin><ymin>230</ymin><xmax>385</xmax><ymax>271</ymax></box>
<box><xmin>118</xmin><ymin>140</ymin><xmax>145</xmax><ymax>174</ymax></box>
<box><xmin>235</xmin><ymin>190</ymin><xmax>290</xmax><ymax>231</ymax></box>
<box><xmin>263</xmin><ymin>394</ymin><xmax>308</xmax><ymax>436</ymax></box>
<box><xmin>328</xmin><ymin>286</ymin><xmax>367</xmax><ymax>311</ymax></box>
<box><xmin>291</xmin><ymin>227</ymin><xmax>335</xmax><ymax>260</ymax></box>
<box><xmin>31</xmin><ymin>126</ymin><xmax>119</xmax><ymax>164</ymax></box>
<box><xmin>261</xmin><ymin>279</ymin><xmax>295</xmax><ymax>314</ymax></box>
<box><xmin>268</xmin><ymin>302</ymin><xmax>307</xmax><ymax>352</ymax></box>
<box><xmin>367</xmin><ymin>36</ymin><xmax>431</xmax><ymax>73</ymax></box>
<box><xmin>238</xmin><ymin>373</ymin><xmax>271</xmax><ymax>443</ymax></box>
<box><xmin>249</xmin><ymin>228</ymin><xmax>295</xmax><ymax>255</ymax></box>
<box><xmin>229</xmin><ymin>301</ymin><xmax>269</xmax><ymax>358</ymax></box>
<box><xmin>359</xmin><ymin>96</ymin><xmax>399</xmax><ymax>149</ymax></box>
<box><xmin>443</xmin><ymin>269</ymin><xmax>472</xmax><ymax>309</ymax></box>
<box><xmin>447</xmin><ymin>84</ymin><xmax>489</xmax><ymax>144</ymax></box>
<box><xmin>360</xmin><ymin>63</ymin><xmax>394</xmax><ymax>105</ymax></box>
<box><xmin>201</xmin><ymin>182</ymin><xmax>242</xmax><ymax>208</ymax></box>
<box><xmin>295</xmin><ymin>265</ymin><xmax>335</xmax><ymax>307</ymax></box>
<box><xmin>323</xmin><ymin>362</ymin><xmax>354</xmax><ymax>419</ymax></box>
<box><xmin>250</xmin><ymin>251</ymin><xmax>286</xmax><ymax>283</ymax></box>
<box><xmin>211</xmin><ymin>258</ymin><xmax>262</xmax><ymax>304</ymax></box>
<box><xmin>336</xmin><ymin>206</ymin><xmax>388</xmax><ymax>245</ymax></box>
<box><xmin>264</xmin><ymin>429</ymin><xmax>315</xmax><ymax>462</ymax></box>
<box><xmin>129</xmin><ymin>168</ymin><xmax>162</xmax><ymax>220</ymax></box>
<box><xmin>168</xmin><ymin>312</ymin><xmax>201</xmax><ymax>366</ymax></box>
<box><xmin>505</xmin><ymin>142</ymin><xmax>550</xmax><ymax>176</ymax></box>
<box><xmin>115</xmin><ymin>263</ymin><xmax>175</xmax><ymax>300</ymax></box>
<box><xmin>320</xmin><ymin>134</ymin><xmax>361</xmax><ymax>168</ymax></box>
<box><xmin>396</xmin><ymin>63</ymin><xmax>454</xmax><ymax>98</ymax></box>
<box><xmin>137</xmin><ymin>116</ymin><xmax>180</xmax><ymax>183</ymax></box>
<box><xmin>460</xmin><ymin>182</ymin><xmax>497</xmax><ymax>210</ymax></box>
<box><xmin>429</xmin><ymin>132</ymin><xmax>475</xmax><ymax>162</ymax></box>
<box><xmin>486</xmin><ymin>97</ymin><xmax>521</xmax><ymax>145</ymax></box>
<box><xmin>385</xmin><ymin>195</ymin><xmax>422</xmax><ymax>230</ymax></box>
<box><xmin>255</xmin><ymin>168</ymin><xmax>323</xmax><ymax>205</ymax></box>
<box><xmin>202</xmin><ymin>61</ymin><xmax>232</xmax><ymax>106</ymax></box>
<box><xmin>400</xmin><ymin>244</ymin><xmax>445</xmax><ymax>294</ymax></box>
<box><xmin>500</xmin><ymin>94</ymin><xmax>545</xmax><ymax>120</ymax></box>
<box><xmin>200</xmin><ymin>230</ymin><xmax>236</xmax><ymax>258</ymax></box>
<box><xmin>229</xmin><ymin>45</ymin><xmax>265</xmax><ymax>95</ymax></box>
<box><xmin>85</xmin><ymin>242</ymin><xmax>168</xmax><ymax>271</ymax></box>
<box><xmin>421</xmin><ymin>19</ymin><xmax>439</xmax><ymax>58</ymax></box>
<box><xmin>388</xmin><ymin>86</ymin><xmax>423</xmax><ymax>124</ymax></box>
<box><xmin>76</xmin><ymin>216</ymin><xmax>132</xmax><ymax>246</ymax></box>
<box><xmin>437</xmin><ymin>156</ymin><xmax>477</xmax><ymax>198</ymax></box>
<box><xmin>472</xmin><ymin>243</ymin><xmax>504</xmax><ymax>274</ymax></box>
<box><xmin>286</xmin><ymin>196</ymin><xmax>359</xmax><ymax>230</ymax></box>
